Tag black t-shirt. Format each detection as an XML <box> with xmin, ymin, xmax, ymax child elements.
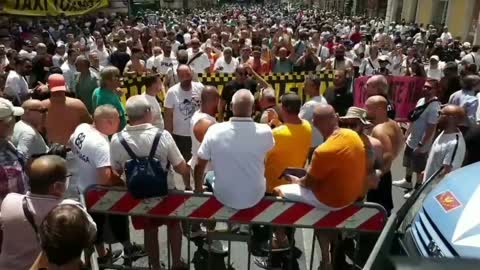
<box><xmin>324</xmin><ymin>87</ymin><xmax>353</xmax><ymax>117</ymax></box>
<box><xmin>221</xmin><ymin>79</ymin><xmax>258</xmax><ymax>119</ymax></box>
<box><xmin>109</xmin><ymin>51</ymin><xmax>130</xmax><ymax>74</ymax></box>
<box><xmin>464</xmin><ymin>125</ymin><xmax>480</xmax><ymax>165</ymax></box>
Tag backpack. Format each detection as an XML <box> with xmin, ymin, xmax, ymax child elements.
<box><xmin>118</xmin><ymin>131</ymin><xmax>169</xmax><ymax>199</ymax></box>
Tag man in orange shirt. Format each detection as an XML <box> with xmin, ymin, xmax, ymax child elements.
<box><xmin>247</xmin><ymin>46</ymin><xmax>271</xmax><ymax>75</ymax></box>
<box><xmin>274</xmin><ymin>104</ymin><xmax>366</xmax><ymax>270</ymax></box>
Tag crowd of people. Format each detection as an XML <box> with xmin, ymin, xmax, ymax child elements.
<box><xmin>0</xmin><ymin>2</ymin><xmax>480</xmax><ymax>270</ymax></box>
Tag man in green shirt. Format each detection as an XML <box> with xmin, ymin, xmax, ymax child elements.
<box><xmin>74</xmin><ymin>55</ymin><xmax>98</xmax><ymax>114</ymax></box>
<box><xmin>92</xmin><ymin>66</ymin><xmax>127</xmax><ymax>130</ymax></box>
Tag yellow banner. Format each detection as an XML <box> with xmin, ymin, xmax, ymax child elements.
<box><xmin>1</xmin><ymin>0</ymin><xmax>109</xmax><ymax>16</ymax></box>
<box><xmin>120</xmin><ymin>71</ymin><xmax>335</xmax><ymax>105</ymax></box>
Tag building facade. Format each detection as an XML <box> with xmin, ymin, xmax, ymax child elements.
<box><xmin>388</xmin><ymin>0</ymin><xmax>480</xmax><ymax>43</ymax></box>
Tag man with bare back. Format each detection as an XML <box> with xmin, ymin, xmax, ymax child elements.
<box><xmin>365</xmin><ymin>95</ymin><xmax>403</xmax><ymax>215</ymax></box>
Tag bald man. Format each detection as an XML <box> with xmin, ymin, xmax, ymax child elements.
<box><xmin>164</xmin><ymin>64</ymin><xmax>205</xmax><ymax>162</ymax></box>
<box><xmin>276</xmin><ymin>104</ymin><xmax>367</xmax><ymax>269</ymax></box>
<box><xmin>365</xmin><ymin>75</ymin><xmax>396</xmax><ymax>119</ymax></box>
<box><xmin>423</xmin><ymin>105</ymin><xmax>466</xmax><ymax>183</ymax></box>
<box><xmin>12</xmin><ymin>99</ymin><xmax>48</xmax><ymax>159</ymax></box>
<box><xmin>0</xmin><ymin>155</ymin><xmax>92</xmax><ymax>270</ymax></box>
<box><xmin>189</xmin><ymin>86</ymin><xmax>220</xmax><ymax>179</ymax></box>
<box><xmin>365</xmin><ymin>95</ymin><xmax>403</xmax><ymax>214</ymax></box>
<box><xmin>194</xmin><ymin>89</ymin><xmax>274</xmax><ymax>210</ymax></box>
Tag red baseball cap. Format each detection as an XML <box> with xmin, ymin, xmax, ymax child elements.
<box><xmin>48</xmin><ymin>74</ymin><xmax>67</xmax><ymax>92</ymax></box>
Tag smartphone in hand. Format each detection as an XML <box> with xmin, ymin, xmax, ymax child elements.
<box><xmin>279</xmin><ymin>167</ymin><xmax>307</xmax><ymax>179</ymax></box>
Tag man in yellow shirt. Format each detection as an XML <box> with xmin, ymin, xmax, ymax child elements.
<box><xmin>274</xmin><ymin>104</ymin><xmax>367</xmax><ymax>270</ymax></box>
<box><xmin>265</xmin><ymin>93</ymin><xmax>312</xmax><ymax>194</ymax></box>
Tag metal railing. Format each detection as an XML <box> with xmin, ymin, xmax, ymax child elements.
<box><xmin>83</xmin><ymin>185</ymin><xmax>388</xmax><ymax>270</ymax></box>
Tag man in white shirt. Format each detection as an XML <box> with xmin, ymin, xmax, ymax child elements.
<box><xmin>52</xmin><ymin>41</ymin><xmax>66</xmax><ymax>68</ymax></box>
<box><xmin>154</xmin><ymin>42</ymin><xmax>178</xmax><ymax>75</ymax></box>
<box><xmin>213</xmin><ymin>47</ymin><xmax>239</xmax><ymax>74</ymax></box>
<box><xmin>12</xmin><ymin>99</ymin><xmax>48</xmax><ymax>159</ymax></box>
<box><xmin>4</xmin><ymin>56</ymin><xmax>32</xmax><ymax>105</ymax></box>
<box><xmin>425</xmin><ymin>55</ymin><xmax>444</xmax><ymax>81</ymax></box>
<box><xmin>69</xmin><ymin>105</ymin><xmax>144</xmax><ymax>263</ymax></box>
<box><xmin>440</xmin><ymin>27</ymin><xmax>453</xmax><ymax>45</ymax></box>
<box><xmin>187</xmin><ymin>38</ymin><xmax>211</xmax><ymax>74</ymax></box>
<box><xmin>110</xmin><ymin>96</ymin><xmax>190</xmax><ymax>270</ymax></box>
<box><xmin>461</xmin><ymin>45</ymin><xmax>480</xmax><ymax>71</ymax></box>
<box><xmin>141</xmin><ymin>75</ymin><xmax>164</xmax><ymax>130</ymax></box>
<box><xmin>91</xmin><ymin>37</ymin><xmax>110</xmax><ymax>67</ymax></box>
<box><xmin>60</xmin><ymin>48</ymin><xmax>79</xmax><ymax>92</ymax></box>
<box><xmin>359</xmin><ymin>45</ymin><xmax>380</xmax><ymax>76</ymax></box>
<box><xmin>147</xmin><ymin>46</ymin><xmax>162</xmax><ymax>71</ymax></box>
<box><xmin>424</xmin><ymin>105</ymin><xmax>466</xmax><ymax>181</ymax></box>
<box><xmin>299</xmin><ymin>74</ymin><xmax>327</xmax><ymax>155</ymax></box>
<box><xmin>194</xmin><ymin>89</ymin><xmax>275</xmax><ymax>210</ymax></box>
<box><xmin>164</xmin><ymin>65</ymin><xmax>204</xmax><ymax>161</ymax></box>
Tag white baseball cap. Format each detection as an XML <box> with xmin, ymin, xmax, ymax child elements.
<box><xmin>0</xmin><ymin>98</ymin><xmax>24</xmax><ymax>121</ymax></box>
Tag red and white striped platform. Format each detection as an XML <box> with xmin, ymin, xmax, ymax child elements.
<box><xmin>84</xmin><ymin>185</ymin><xmax>387</xmax><ymax>232</ymax></box>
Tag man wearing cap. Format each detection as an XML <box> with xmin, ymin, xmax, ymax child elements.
<box><xmin>12</xmin><ymin>100</ymin><xmax>48</xmax><ymax>159</ymax></box>
<box><xmin>425</xmin><ymin>55</ymin><xmax>444</xmax><ymax>81</ymax></box>
<box><xmin>42</xmin><ymin>74</ymin><xmax>92</xmax><ymax>146</ymax></box>
<box><xmin>377</xmin><ymin>55</ymin><xmax>391</xmax><ymax>76</ymax></box>
<box><xmin>339</xmin><ymin>107</ymin><xmax>384</xmax><ymax>191</ymax></box>
<box><xmin>0</xmin><ymin>98</ymin><xmax>28</xmax><ymax>203</ymax></box>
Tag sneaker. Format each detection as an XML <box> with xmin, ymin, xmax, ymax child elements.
<box><xmin>97</xmin><ymin>249</ymin><xmax>122</xmax><ymax>265</ymax></box>
<box><xmin>202</xmin><ymin>240</ymin><xmax>229</xmax><ymax>254</ymax></box>
<box><xmin>123</xmin><ymin>243</ymin><xmax>147</xmax><ymax>260</ymax></box>
<box><xmin>393</xmin><ymin>179</ymin><xmax>413</xmax><ymax>189</ymax></box>
<box><xmin>404</xmin><ymin>189</ymin><xmax>415</xmax><ymax>199</ymax></box>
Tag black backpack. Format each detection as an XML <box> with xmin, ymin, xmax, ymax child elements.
<box><xmin>118</xmin><ymin>131</ymin><xmax>169</xmax><ymax>199</ymax></box>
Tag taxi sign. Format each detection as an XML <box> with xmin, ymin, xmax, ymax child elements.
<box><xmin>435</xmin><ymin>191</ymin><xmax>462</xmax><ymax>213</ymax></box>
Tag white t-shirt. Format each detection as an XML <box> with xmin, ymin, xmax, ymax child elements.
<box><xmin>4</xmin><ymin>70</ymin><xmax>29</xmax><ymax>104</ymax></box>
<box><xmin>213</xmin><ymin>56</ymin><xmax>239</xmax><ymax>74</ymax></box>
<box><xmin>425</xmin><ymin>66</ymin><xmax>444</xmax><ymax>81</ymax></box>
<box><xmin>197</xmin><ymin>118</ymin><xmax>275</xmax><ymax>209</ymax></box>
<box><xmin>146</xmin><ymin>56</ymin><xmax>156</xmax><ymax>70</ymax></box>
<box><xmin>187</xmin><ymin>49</ymin><xmax>211</xmax><ymax>74</ymax></box>
<box><xmin>461</xmin><ymin>52</ymin><xmax>480</xmax><ymax>69</ymax></box>
<box><xmin>359</xmin><ymin>57</ymin><xmax>380</xmax><ymax>76</ymax></box>
<box><xmin>61</xmin><ymin>62</ymin><xmax>77</xmax><ymax>92</ymax></box>
<box><xmin>69</xmin><ymin>124</ymin><xmax>111</xmax><ymax>194</ymax></box>
<box><xmin>52</xmin><ymin>53</ymin><xmax>66</xmax><ymax>68</ymax></box>
<box><xmin>299</xmin><ymin>96</ymin><xmax>328</xmax><ymax>147</ymax></box>
<box><xmin>154</xmin><ymin>55</ymin><xmax>178</xmax><ymax>75</ymax></box>
<box><xmin>164</xmin><ymin>82</ymin><xmax>204</xmax><ymax>136</ymax></box>
<box><xmin>142</xmin><ymin>93</ymin><xmax>164</xmax><ymax>130</ymax></box>
<box><xmin>424</xmin><ymin>131</ymin><xmax>466</xmax><ymax>181</ymax></box>
<box><xmin>189</xmin><ymin>110</ymin><xmax>216</xmax><ymax>169</ymax></box>
<box><xmin>12</xmin><ymin>120</ymin><xmax>48</xmax><ymax>159</ymax></box>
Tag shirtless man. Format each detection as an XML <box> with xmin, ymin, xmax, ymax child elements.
<box><xmin>339</xmin><ymin>107</ymin><xmax>384</xmax><ymax>192</ymax></box>
<box><xmin>365</xmin><ymin>95</ymin><xmax>403</xmax><ymax>215</ymax></box>
<box><xmin>364</xmin><ymin>75</ymin><xmax>396</xmax><ymax>120</ymax></box>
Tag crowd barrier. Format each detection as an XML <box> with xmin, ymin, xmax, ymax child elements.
<box><xmin>83</xmin><ymin>185</ymin><xmax>387</xmax><ymax>270</ymax></box>
<box><xmin>119</xmin><ymin>71</ymin><xmax>335</xmax><ymax>105</ymax></box>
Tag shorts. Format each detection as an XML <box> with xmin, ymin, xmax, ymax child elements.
<box><xmin>403</xmin><ymin>145</ymin><xmax>427</xmax><ymax>173</ymax></box>
<box><xmin>275</xmin><ymin>184</ymin><xmax>341</xmax><ymax>211</ymax></box>
<box><xmin>172</xmin><ymin>134</ymin><xmax>192</xmax><ymax>161</ymax></box>
<box><xmin>367</xmin><ymin>171</ymin><xmax>393</xmax><ymax>216</ymax></box>
<box><xmin>132</xmin><ymin>217</ymin><xmax>178</xmax><ymax>230</ymax></box>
